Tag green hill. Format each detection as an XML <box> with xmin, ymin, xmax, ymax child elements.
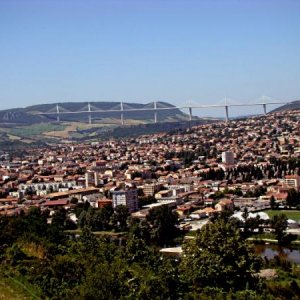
<box><xmin>0</xmin><ymin>101</ymin><xmax>218</xmax><ymax>148</ymax></box>
<box><xmin>0</xmin><ymin>101</ymin><xmax>190</xmax><ymax>124</ymax></box>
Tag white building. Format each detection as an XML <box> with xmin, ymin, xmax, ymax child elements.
<box><xmin>112</xmin><ymin>188</ymin><xmax>138</xmax><ymax>212</ymax></box>
<box><xmin>222</xmin><ymin>151</ymin><xmax>234</xmax><ymax>165</ymax></box>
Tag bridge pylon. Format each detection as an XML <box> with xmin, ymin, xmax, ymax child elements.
<box><xmin>188</xmin><ymin>107</ymin><xmax>193</xmax><ymax>121</ymax></box>
<box><xmin>88</xmin><ymin>103</ymin><xmax>92</xmax><ymax>124</ymax></box>
<box><xmin>120</xmin><ymin>101</ymin><xmax>124</xmax><ymax>126</ymax></box>
<box><xmin>263</xmin><ymin>103</ymin><xmax>267</xmax><ymax>115</ymax></box>
<box><xmin>56</xmin><ymin>104</ymin><xmax>60</xmax><ymax>122</ymax></box>
<box><xmin>154</xmin><ymin>101</ymin><xmax>157</xmax><ymax>123</ymax></box>
<box><xmin>225</xmin><ymin>105</ymin><xmax>229</xmax><ymax>123</ymax></box>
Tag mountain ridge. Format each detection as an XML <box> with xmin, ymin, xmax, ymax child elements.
<box><xmin>270</xmin><ymin>100</ymin><xmax>300</xmax><ymax>113</ymax></box>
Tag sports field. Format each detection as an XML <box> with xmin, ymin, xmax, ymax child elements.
<box><xmin>264</xmin><ymin>210</ymin><xmax>300</xmax><ymax>221</ymax></box>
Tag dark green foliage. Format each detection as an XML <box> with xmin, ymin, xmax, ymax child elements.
<box><xmin>240</xmin><ymin>208</ymin><xmax>264</xmax><ymax>238</ymax></box>
<box><xmin>78</xmin><ymin>205</ymin><xmax>114</xmax><ymax>231</ymax></box>
<box><xmin>138</xmin><ymin>195</ymin><xmax>157</xmax><ymax>208</ymax></box>
<box><xmin>270</xmin><ymin>195</ymin><xmax>277</xmax><ymax>210</ymax></box>
<box><xmin>0</xmin><ymin>208</ymin><xmax>299</xmax><ymax>299</ymax></box>
<box><xmin>270</xmin><ymin>214</ymin><xmax>288</xmax><ymax>245</ymax></box>
<box><xmin>180</xmin><ymin>218</ymin><xmax>262</xmax><ymax>293</ymax></box>
<box><xmin>146</xmin><ymin>205</ymin><xmax>179</xmax><ymax>246</ymax></box>
<box><xmin>286</xmin><ymin>189</ymin><xmax>300</xmax><ymax>208</ymax></box>
<box><xmin>111</xmin><ymin>205</ymin><xmax>130</xmax><ymax>232</ymax></box>
<box><xmin>128</xmin><ymin>218</ymin><xmax>151</xmax><ymax>244</ymax></box>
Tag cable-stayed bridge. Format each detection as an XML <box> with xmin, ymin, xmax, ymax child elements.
<box><xmin>37</xmin><ymin>96</ymin><xmax>294</xmax><ymax>124</ymax></box>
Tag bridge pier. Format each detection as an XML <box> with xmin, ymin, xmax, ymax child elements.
<box><xmin>154</xmin><ymin>101</ymin><xmax>157</xmax><ymax>123</ymax></box>
<box><xmin>225</xmin><ymin>105</ymin><xmax>229</xmax><ymax>122</ymax></box>
<box><xmin>88</xmin><ymin>103</ymin><xmax>92</xmax><ymax>124</ymax></box>
<box><xmin>188</xmin><ymin>107</ymin><xmax>192</xmax><ymax>121</ymax></box>
<box><xmin>56</xmin><ymin>104</ymin><xmax>60</xmax><ymax>122</ymax></box>
<box><xmin>120</xmin><ymin>101</ymin><xmax>124</xmax><ymax>126</ymax></box>
<box><xmin>263</xmin><ymin>103</ymin><xmax>267</xmax><ymax>115</ymax></box>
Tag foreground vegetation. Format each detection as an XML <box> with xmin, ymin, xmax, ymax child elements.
<box><xmin>0</xmin><ymin>207</ymin><xmax>300</xmax><ymax>299</ymax></box>
<box><xmin>0</xmin><ymin>276</ymin><xmax>39</xmax><ymax>300</ymax></box>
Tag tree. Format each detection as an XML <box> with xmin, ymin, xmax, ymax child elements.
<box><xmin>286</xmin><ymin>189</ymin><xmax>299</xmax><ymax>208</ymax></box>
<box><xmin>51</xmin><ymin>207</ymin><xmax>67</xmax><ymax>229</ymax></box>
<box><xmin>99</xmin><ymin>205</ymin><xmax>114</xmax><ymax>231</ymax></box>
<box><xmin>129</xmin><ymin>218</ymin><xmax>151</xmax><ymax>244</ymax></box>
<box><xmin>138</xmin><ymin>196</ymin><xmax>157</xmax><ymax>208</ymax></box>
<box><xmin>180</xmin><ymin>218</ymin><xmax>262</xmax><ymax>293</ymax></box>
<box><xmin>70</xmin><ymin>197</ymin><xmax>78</xmax><ymax>204</ymax></box>
<box><xmin>270</xmin><ymin>195</ymin><xmax>276</xmax><ymax>210</ymax></box>
<box><xmin>77</xmin><ymin>259</ymin><xmax>128</xmax><ymax>300</ymax></box>
<box><xmin>270</xmin><ymin>214</ymin><xmax>288</xmax><ymax>245</ymax></box>
<box><xmin>146</xmin><ymin>205</ymin><xmax>179</xmax><ymax>246</ymax></box>
<box><xmin>111</xmin><ymin>205</ymin><xmax>130</xmax><ymax>232</ymax></box>
<box><xmin>78</xmin><ymin>227</ymin><xmax>100</xmax><ymax>258</ymax></box>
<box><xmin>233</xmin><ymin>187</ymin><xmax>243</xmax><ymax>196</ymax></box>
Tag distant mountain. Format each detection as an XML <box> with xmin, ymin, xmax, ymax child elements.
<box><xmin>270</xmin><ymin>100</ymin><xmax>300</xmax><ymax>113</ymax></box>
<box><xmin>0</xmin><ymin>101</ymin><xmax>191</xmax><ymax>124</ymax></box>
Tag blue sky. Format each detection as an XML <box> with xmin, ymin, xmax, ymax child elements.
<box><xmin>0</xmin><ymin>0</ymin><xmax>300</xmax><ymax>117</ymax></box>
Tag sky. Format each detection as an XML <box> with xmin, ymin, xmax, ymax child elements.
<box><xmin>0</xmin><ymin>0</ymin><xmax>300</xmax><ymax>117</ymax></box>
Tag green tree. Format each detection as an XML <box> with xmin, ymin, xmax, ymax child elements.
<box><xmin>77</xmin><ymin>259</ymin><xmax>127</xmax><ymax>300</ymax></box>
<box><xmin>51</xmin><ymin>207</ymin><xmax>67</xmax><ymax>229</ymax></box>
<box><xmin>146</xmin><ymin>205</ymin><xmax>179</xmax><ymax>246</ymax></box>
<box><xmin>138</xmin><ymin>195</ymin><xmax>157</xmax><ymax>208</ymax></box>
<box><xmin>111</xmin><ymin>205</ymin><xmax>130</xmax><ymax>232</ymax></box>
<box><xmin>270</xmin><ymin>195</ymin><xmax>276</xmax><ymax>210</ymax></box>
<box><xmin>286</xmin><ymin>189</ymin><xmax>299</xmax><ymax>208</ymax></box>
<box><xmin>129</xmin><ymin>218</ymin><xmax>151</xmax><ymax>243</ymax></box>
<box><xmin>99</xmin><ymin>205</ymin><xmax>114</xmax><ymax>231</ymax></box>
<box><xmin>270</xmin><ymin>214</ymin><xmax>288</xmax><ymax>245</ymax></box>
<box><xmin>180</xmin><ymin>218</ymin><xmax>262</xmax><ymax>293</ymax></box>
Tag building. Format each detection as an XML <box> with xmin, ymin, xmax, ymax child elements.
<box><xmin>222</xmin><ymin>151</ymin><xmax>234</xmax><ymax>165</ymax></box>
<box><xmin>112</xmin><ymin>188</ymin><xmax>138</xmax><ymax>212</ymax></box>
<box><xmin>143</xmin><ymin>183</ymin><xmax>162</xmax><ymax>196</ymax></box>
<box><xmin>215</xmin><ymin>199</ymin><xmax>234</xmax><ymax>211</ymax></box>
<box><xmin>285</xmin><ymin>175</ymin><xmax>300</xmax><ymax>191</ymax></box>
<box><xmin>85</xmin><ymin>171</ymin><xmax>99</xmax><ymax>187</ymax></box>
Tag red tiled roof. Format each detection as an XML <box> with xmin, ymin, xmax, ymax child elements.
<box><xmin>44</xmin><ymin>199</ymin><xmax>69</xmax><ymax>206</ymax></box>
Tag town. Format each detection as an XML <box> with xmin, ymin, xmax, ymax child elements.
<box><xmin>1</xmin><ymin>110</ymin><xmax>300</xmax><ymax>233</ymax></box>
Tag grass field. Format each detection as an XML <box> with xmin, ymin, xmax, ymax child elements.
<box><xmin>264</xmin><ymin>210</ymin><xmax>300</xmax><ymax>221</ymax></box>
<box><xmin>7</xmin><ymin>123</ymin><xmax>67</xmax><ymax>138</ymax></box>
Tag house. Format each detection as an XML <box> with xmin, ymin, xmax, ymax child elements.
<box><xmin>215</xmin><ymin>199</ymin><xmax>234</xmax><ymax>212</ymax></box>
<box><xmin>43</xmin><ymin>199</ymin><xmax>70</xmax><ymax>209</ymax></box>
<box><xmin>285</xmin><ymin>175</ymin><xmax>300</xmax><ymax>191</ymax></box>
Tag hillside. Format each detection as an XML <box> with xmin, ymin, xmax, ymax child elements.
<box><xmin>0</xmin><ymin>119</ymin><xmax>217</xmax><ymax>150</ymax></box>
<box><xmin>271</xmin><ymin>100</ymin><xmax>300</xmax><ymax>113</ymax></box>
<box><xmin>0</xmin><ymin>101</ymin><xmax>189</xmax><ymax>124</ymax></box>
<box><xmin>0</xmin><ymin>101</ymin><xmax>218</xmax><ymax>148</ymax></box>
